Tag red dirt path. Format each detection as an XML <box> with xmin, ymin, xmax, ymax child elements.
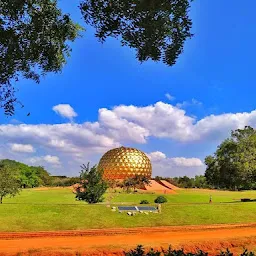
<box><xmin>0</xmin><ymin>224</ymin><xmax>256</xmax><ymax>255</ymax></box>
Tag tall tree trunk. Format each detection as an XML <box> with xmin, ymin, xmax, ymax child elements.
<box><xmin>0</xmin><ymin>196</ymin><xmax>2</xmax><ymax>204</ymax></box>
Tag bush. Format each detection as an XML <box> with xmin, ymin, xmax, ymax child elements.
<box><xmin>51</xmin><ymin>176</ymin><xmax>80</xmax><ymax>187</ymax></box>
<box><xmin>140</xmin><ymin>200</ymin><xmax>149</xmax><ymax>204</ymax></box>
<box><xmin>154</xmin><ymin>196</ymin><xmax>167</xmax><ymax>204</ymax></box>
<box><xmin>241</xmin><ymin>198</ymin><xmax>251</xmax><ymax>202</ymax></box>
<box><xmin>125</xmin><ymin>245</ymin><xmax>255</xmax><ymax>256</ymax></box>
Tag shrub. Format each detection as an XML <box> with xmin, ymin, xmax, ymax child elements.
<box><xmin>125</xmin><ymin>245</ymin><xmax>255</xmax><ymax>256</ymax></box>
<box><xmin>76</xmin><ymin>163</ymin><xmax>108</xmax><ymax>204</ymax></box>
<box><xmin>140</xmin><ymin>200</ymin><xmax>149</xmax><ymax>204</ymax></box>
<box><xmin>154</xmin><ymin>196</ymin><xmax>167</xmax><ymax>204</ymax></box>
<box><xmin>241</xmin><ymin>198</ymin><xmax>251</xmax><ymax>202</ymax></box>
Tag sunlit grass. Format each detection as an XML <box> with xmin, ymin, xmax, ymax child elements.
<box><xmin>0</xmin><ymin>187</ymin><xmax>255</xmax><ymax>232</ymax></box>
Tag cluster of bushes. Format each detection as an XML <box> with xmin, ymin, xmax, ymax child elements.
<box><xmin>241</xmin><ymin>198</ymin><xmax>256</xmax><ymax>202</ymax></box>
<box><xmin>140</xmin><ymin>200</ymin><xmax>149</xmax><ymax>204</ymax></box>
<box><xmin>50</xmin><ymin>176</ymin><xmax>80</xmax><ymax>187</ymax></box>
<box><xmin>125</xmin><ymin>245</ymin><xmax>255</xmax><ymax>256</ymax></box>
<box><xmin>140</xmin><ymin>196</ymin><xmax>168</xmax><ymax>205</ymax></box>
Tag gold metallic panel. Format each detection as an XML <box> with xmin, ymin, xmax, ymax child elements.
<box><xmin>98</xmin><ymin>146</ymin><xmax>152</xmax><ymax>180</ymax></box>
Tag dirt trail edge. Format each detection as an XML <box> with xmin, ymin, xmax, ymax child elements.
<box><xmin>0</xmin><ymin>223</ymin><xmax>256</xmax><ymax>255</ymax></box>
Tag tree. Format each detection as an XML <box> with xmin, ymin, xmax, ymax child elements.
<box><xmin>76</xmin><ymin>163</ymin><xmax>108</xmax><ymax>204</ymax></box>
<box><xmin>205</xmin><ymin>126</ymin><xmax>256</xmax><ymax>190</ymax></box>
<box><xmin>2</xmin><ymin>0</ymin><xmax>194</xmax><ymax>115</ymax></box>
<box><xmin>194</xmin><ymin>175</ymin><xmax>207</xmax><ymax>188</ymax></box>
<box><xmin>0</xmin><ymin>159</ymin><xmax>51</xmax><ymax>188</ymax></box>
<box><xmin>122</xmin><ymin>175</ymin><xmax>151</xmax><ymax>192</ymax></box>
<box><xmin>122</xmin><ymin>177</ymin><xmax>135</xmax><ymax>192</ymax></box>
<box><xmin>134</xmin><ymin>175</ymin><xmax>151</xmax><ymax>190</ymax></box>
<box><xmin>0</xmin><ymin>164</ymin><xmax>21</xmax><ymax>204</ymax></box>
<box><xmin>176</xmin><ymin>176</ymin><xmax>195</xmax><ymax>188</ymax></box>
<box><xmin>0</xmin><ymin>0</ymin><xmax>81</xmax><ymax>115</ymax></box>
<box><xmin>233</xmin><ymin>127</ymin><xmax>256</xmax><ymax>188</ymax></box>
<box><xmin>80</xmin><ymin>0</ymin><xmax>193</xmax><ymax>66</ymax></box>
<box><xmin>33</xmin><ymin>166</ymin><xmax>52</xmax><ymax>186</ymax></box>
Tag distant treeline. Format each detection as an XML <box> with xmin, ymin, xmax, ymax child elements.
<box><xmin>156</xmin><ymin>127</ymin><xmax>256</xmax><ymax>191</ymax></box>
<box><xmin>0</xmin><ymin>159</ymin><xmax>79</xmax><ymax>188</ymax></box>
<box><xmin>50</xmin><ymin>176</ymin><xmax>80</xmax><ymax>187</ymax></box>
<box><xmin>155</xmin><ymin>175</ymin><xmax>209</xmax><ymax>189</ymax></box>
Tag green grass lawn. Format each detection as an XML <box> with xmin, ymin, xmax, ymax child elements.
<box><xmin>0</xmin><ymin>188</ymin><xmax>255</xmax><ymax>232</ymax></box>
<box><xmin>110</xmin><ymin>189</ymin><xmax>256</xmax><ymax>204</ymax></box>
<box><xmin>3</xmin><ymin>187</ymin><xmax>81</xmax><ymax>205</ymax></box>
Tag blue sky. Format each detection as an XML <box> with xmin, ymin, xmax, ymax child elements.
<box><xmin>1</xmin><ymin>0</ymin><xmax>256</xmax><ymax>177</ymax></box>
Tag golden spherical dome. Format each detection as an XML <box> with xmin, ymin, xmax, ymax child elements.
<box><xmin>98</xmin><ymin>146</ymin><xmax>152</xmax><ymax>180</ymax></box>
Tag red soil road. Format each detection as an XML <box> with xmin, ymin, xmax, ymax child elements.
<box><xmin>0</xmin><ymin>224</ymin><xmax>256</xmax><ymax>255</ymax></box>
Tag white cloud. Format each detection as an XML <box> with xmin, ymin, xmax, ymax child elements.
<box><xmin>170</xmin><ymin>157</ymin><xmax>204</xmax><ymax>167</ymax></box>
<box><xmin>176</xmin><ymin>98</ymin><xmax>202</xmax><ymax>108</ymax></box>
<box><xmin>10</xmin><ymin>143</ymin><xmax>35</xmax><ymax>153</ymax></box>
<box><xmin>2</xmin><ymin>101</ymin><xmax>256</xmax><ymax>176</ymax></box>
<box><xmin>28</xmin><ymin>155</ymin><xmax>61</xmax><ymax>167</ymax></box>
<box><xmin>44</xmin><ymin>155</ymin><xmax>61</xmax><ymax>165</ymax></box>
<box><xmin>192</xmin><ymin>98</ymin><xmax>203</xmax><ymax>105</ymax></box>
<box><xmin>0</xmin><ymin>123</ymin><xmax>119</xmax><ymax>155</ymax></box>
<box><xmin>107</xmin><ymin>102</ymin><xmax>194</xmax><ymax>141</ymax></box>
<box><xmin>147</xmin><ymin>151</ymin><xmax>166</xmax><ymax>161</ymax></box>
<box><xmin>53</xmin><ymin>104</ymin><xmax>78</xmax><ymax>119</ymax></box>
<box><xmin>98</xmin><ymin>101</ymin><xmax>256</xmax><ymax>143</ymax></box>
<box><xmin>2</xmin><ymin>102</ymin><xmax>256</xmax><ymax>150</ymax></box>
<box><xmin>165</xmin><ymin>93</ymin><xmax>175</xmax><ymax>101</ymax></box>
<box><xmin>97</xmin><ymin>108</ymin><xmax>149</xmax><ymax>143</ymax></box>
<box><xmin>148</xmin><ymin>151</ymin><xmax>205</xmax><ymax>177</ymax></box>
<box><xmin>148</xmin><ymin>152</ymin><xmax>203</xmax><ymax>167</ymax></box>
